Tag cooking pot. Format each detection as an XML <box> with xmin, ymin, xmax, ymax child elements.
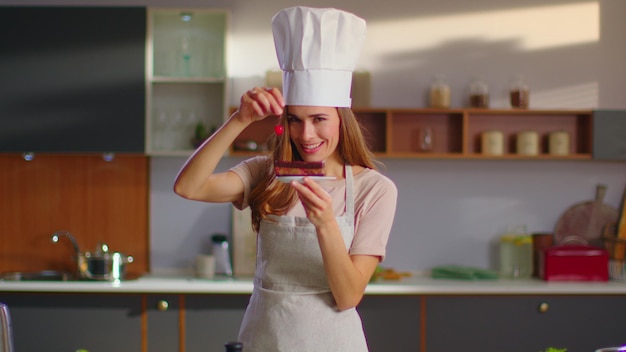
<box><xmin>51</xmin><ymin>232</ymin><xmax>134</xmax><ymax>281</ymax></box>
<box><xmin>78</xmin><ymin>243</ymin><xmax>134</xmax><ymax>281</ymax></box>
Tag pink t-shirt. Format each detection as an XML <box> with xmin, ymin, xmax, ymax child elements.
<box><xmin>229</xmin><ymin>156</ymin><xmax>398</xmax><ymax>261</ymax></box>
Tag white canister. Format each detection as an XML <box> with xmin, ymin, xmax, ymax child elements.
<box><xmin>516</xmin><ymin>131</ymin><xmax>539</xmax><ymax>156</ymax></box>
<box><xmin>549</xmin><ymin>131</ymin><xmax>570</xmax><ymax>156</ymax></box>
<box><xmin>481</xmin><ymin>130</ymin><xmax>504</xmax><ymax>155</ymax></box>
<box><xmin>194</xmin><ymin>254</ymin><xmax>215</xmax><ymax>279</ymax></box>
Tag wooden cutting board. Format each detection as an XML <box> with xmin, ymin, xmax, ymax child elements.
<box><xmin>554</xmin><ymin>184</ymin><xmax>619</xmax><ymax>247</ymax></box>
<box><xmin>613</xmin><ymin>185</ymin><xmax>626</xmax><ymax>260</ymax></box>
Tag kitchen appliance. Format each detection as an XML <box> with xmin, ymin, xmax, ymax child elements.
<box><xmin>211</xmin><ymin>234</ymin><xmax>233</xmax><ymax>277</ymax></box>
<box><xmin>51</xmin><ymin>231</ymin><xmax>134</xmax><ymax>281</ymax></box>
<box><xmin>539</xmin><ymin>245</ymin><xmax>609</xmax><ymax>281</ymax></box>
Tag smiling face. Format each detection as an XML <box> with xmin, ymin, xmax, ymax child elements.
<box><xmin>286</xmin><ymin>105</ymin><xmax>342</xmax><ymax>172</ymax></box>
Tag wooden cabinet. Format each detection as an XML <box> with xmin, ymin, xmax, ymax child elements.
<box><xmin>229</xmin><ymin>108</ymin><xmax>593</xmax><ymax>160</ymax></box>
<box><xmin>146</xmin><ymin>9</ymin><xmax>229</xmax><ymax>156</ymax></box>
<box><xmin>425</xmin><ymin>295</ymin><xmax>626</xmax><ymax>352</ymax></box>
<box><xmin>0</xmin><ymin>293</ymin><xmax>142</xmax><ymax>351</ymax></box>
<box><xmin>0</xmin><ymin>154</ymin><xmax>149</xmax><ymax>277</ymax></box>
<box><xmin>0</xmin><ymin>6</ymin><xmax>146</xmax><ymax>153</ymax></box>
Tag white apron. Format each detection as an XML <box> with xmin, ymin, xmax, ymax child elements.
<box><xmin>238</xmin><ymin>165</ymin><xmax>368</xmax><ymax>352</ymax></box>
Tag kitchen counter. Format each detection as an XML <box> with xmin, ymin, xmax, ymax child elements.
<box><xmin>2</xmin><ymin>273</ymin><xmax>626</xmax><ymax>294</ymax></box>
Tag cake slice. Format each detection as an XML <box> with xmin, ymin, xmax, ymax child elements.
<box><xmin>274</xmin><ymin>160</ymin><xmax>325</xmax><ymax>177</ymax></box>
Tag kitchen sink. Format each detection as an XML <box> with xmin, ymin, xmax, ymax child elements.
<box><xmin>0</xmin><ymin>270</ymin><xmax>76</xmax><ymax>281</ymax></box>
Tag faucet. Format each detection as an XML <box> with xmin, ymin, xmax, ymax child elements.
<box><xmin>51</xmin><ymin>230</ymin><xmax>82</xmax><ymax>278</ymax></box>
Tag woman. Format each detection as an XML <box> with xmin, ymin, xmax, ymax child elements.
<box><xmin>174</xmin><ymin>7</ymin><xmax>397</xmax><ymax>351</ymax></box>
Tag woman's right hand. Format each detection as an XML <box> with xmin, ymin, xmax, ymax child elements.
<box><xmin>236</xmin><ymin>86</ymin><xmax>285</xmax><ymax>124</ymax></box>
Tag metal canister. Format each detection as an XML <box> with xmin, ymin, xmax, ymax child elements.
<box><xmin>481</xmin><ymin>130</ymin><xmax>504</xmax><ymax>155</ymax></box>
<box><xmin>516</xmin><ymin>131</ymin><xmax>539</xmax><ymax>156</ymax></box>
<box><xmin>549</xmin><ymin>130</ymin><xmax>570</xmax><ymax>155</ymax></box>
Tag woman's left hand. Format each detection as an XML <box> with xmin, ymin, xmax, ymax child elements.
<box><xmin>291</xmin><ymin>178</ymin><xmax>335</xmax><ymax>228</ymax></box>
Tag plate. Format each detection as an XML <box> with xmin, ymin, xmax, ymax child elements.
<box><xmin>276</xmin><ymin>176</ymin><xmax>336</xmax><ymax>183</ymax></box>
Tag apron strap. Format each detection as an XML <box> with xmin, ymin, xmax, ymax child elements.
<box><xmin>345</xmin><ymin>165</ymin><xmax>355</xmax><ymax>221</ymax></box>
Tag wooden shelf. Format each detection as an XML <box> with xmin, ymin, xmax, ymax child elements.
<box><xmin>228</xmin><ymin>108</ymin><xmax>594</xmax><ymax>160</ymax></box>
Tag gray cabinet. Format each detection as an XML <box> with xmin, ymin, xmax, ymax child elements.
<box><xmin>0</xmin><ymin>6</ymin><xmax>145</xmax><ymax>153</ymax></box>
<box><xmin>185</xmin><ymin>294</ymin><xmax>248</xmax><ymax>352</ymax></box>
<box><xmin>593</xmin><ymin>110</ymin><xmax>626</xmax><ymax>160</ymax></box>
<box><xmin>359</xmin><ymin>295</ymin><xmax>422</xmax><ymax>352</ymax></box>
<box><xmin>146</xmin><ymin>294</ymin><xmax>182</xmax><ymax>352</ymax></box>
<box><xmin>425</xmin><ymin>295</ymin><xmax>626</xmax><ymax>352</ymax></box>
<box><xmin>3</xmin><ymin>291</ymin><xmax>622</xmax><ymax>352</ymax></box>
<box><xmin>0</xmin><ymin>293</ymin><xmax>142</xmax><ymax>351</ymax></box>
<box><xmin>182</xmin><ymin>294</ymin><xmax>423</xmax><ymax>352</ymax></box>
<box><xmin>145</xmin><ymin>294</ymin><xmax>248</xmax><ymax>352</ymax></box>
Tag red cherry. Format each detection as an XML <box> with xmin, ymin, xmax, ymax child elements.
<box><xmin>274</xmin><ymin>125</ymin><xmax>284</xmax><ymax>135</ymax></box>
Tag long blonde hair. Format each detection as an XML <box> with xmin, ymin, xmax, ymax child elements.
<box><xmin>248</xmin><ymin>107</ymin><xmax>379</xmax><ymax>231</ymax></box>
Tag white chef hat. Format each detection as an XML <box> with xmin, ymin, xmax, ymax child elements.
<box><xmin>272</xmin><ymin>6</ymin><xmax>367</xmax><ymax>107</ymax></box>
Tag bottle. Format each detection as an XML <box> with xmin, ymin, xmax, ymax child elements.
<box><xmin>211</xmin><ymin>234</ymin><xmax>233</xmax><ymax>277</ymax></box>
<box><xmin>429</xmin><ymin>75</ymin><xmax>450</xmax><ymax>108</ymax></box>
<box><xmin>510</xmin><ymin>74</ymin><xmax>529</xmax><ymax>109</ymax></box>
<box><xmin>225</xmin><ymin>341</ymin><xmax>244</xmax><ymax>352</ymax></box>
<box><xmin>468</xmin><ymin>77</ymin><xmax>489</xmax><ymax>108</ymax></box>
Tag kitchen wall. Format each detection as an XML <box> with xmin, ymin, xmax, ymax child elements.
<box><xmin>4</xmin><ymin>0</ymin><xmax>625</xmax><ymax>273</ymax></box>
<box><xmin>152</xmin><ymin>156</ymin><xmax>626</xmax><ymax>272</ymax></box>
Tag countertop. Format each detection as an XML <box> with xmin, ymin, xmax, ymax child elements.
<box><xmin>2</xmin><ymin>273</ymin><xmax>626</xmax><ymax>295</ymax></box>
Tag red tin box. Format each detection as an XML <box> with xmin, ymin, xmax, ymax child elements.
<box><xmin>539</xmin><ymin>245</ymin><xmax>609</xmax><ymax>282</ymax></box>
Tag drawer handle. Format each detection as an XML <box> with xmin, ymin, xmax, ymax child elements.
<box><xmin>538</xmin><ymin>302</ymin><xmax>549</xmax><ymax>313</ymax></box>
<box><xmin>157</xmin><ymin>300</ymin><xmax>169</xmax><ymax>311</ymax></box>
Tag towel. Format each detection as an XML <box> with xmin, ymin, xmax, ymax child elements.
<box><xmin>431</xmin><ymin>265</ymin><xmax>499</xmax><ymax>280</ymax></box>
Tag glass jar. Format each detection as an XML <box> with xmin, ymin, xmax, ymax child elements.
<box><xmin>468</xmin><ymin>77</ymin><xmax>489</xmax><ymax>108</ymax></box>
<box><xmin>499</xmin><ymin>234</ymin><xmax>516</xmax><ymax>278</ymax></box>
<box><xmin>510</xmin><ymin>74</ymin><xmax>529</xmax><ymax>109</ymax></box>
<box><xmin>514</xmin><ymin>235</ymin><xmax>533</xmax><ymax>279</ymax></box>
<box><xmin>499</xmin><ymin>225</ymin><xmax>531</xmax><ymax>278</ymax></box>
<box><xmin>429</xmin><ymin>75</ymin><xmax>450</xmax><ymax>108</ymax></box>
